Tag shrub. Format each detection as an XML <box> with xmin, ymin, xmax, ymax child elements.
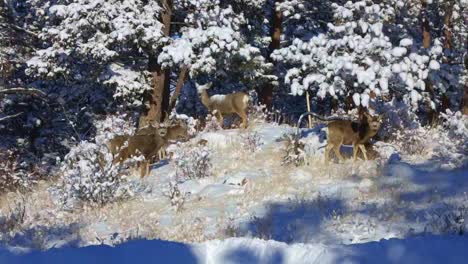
<box><xmin>202</xmin><ymin>114</ymin><xmax>222</xmax><ymax>132</ymax></box>
<box><xmin>162</xmin><ymin>181</ymin><xmax>186</xmax><ymax>212</ymax></box>
<box><xmin>393</xmin><ymin>128</ymin><xmax>429</xmax><ymax>156</ymax></box>
<box><xmin>282</xmin><ymin>134</ymin><xmax>307</xmax><ymax>166</ymax></box>
<box><xmin>54</xmin><ymin>141</ymin><xmax>135</xmax><ymax>208</ymax></box>
<box><xmin>173</xmin><ymin>144</ymin><xmax>212</xmax><ymax>180</ymax></box>
<box><xmin>425</xmin><ymin>202</ymin><xmax>468</xmax><ymax>236</ymax></box>
<box><xmin>0</xmin><ymin>150</ymin><xmax>43</xmax><ymax>194</ymax></box>
<box><xmin>440</xmin><ymin>110</ymin><xmax>468</xmax><ymax>139</ymax></box>
<box><xmin>0</xmin><ymin>200</ymin><xmax>25</xmax><ymax>238</ymax></box>
<box><xmin>241</xmin><ymin>131</ymin><xmax>263</xmax><ymax>153</ymax></box>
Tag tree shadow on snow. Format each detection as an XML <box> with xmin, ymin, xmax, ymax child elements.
<box><xmin>223</xmin><ymin>245</ymin><xmax>284</xmax><ymax>264</ymax></box>
<box><xmin>1</xmin><ymin>223</ymin><xmax>83</xmax><ymax>251</ymax></box>
<box><xmin>0</xmin><ymin>238</ymin><xmax>198</xmax><ymax>264</ymax></box>
<box><xmin>237</xmin><ymin>197</ymin><xmax>345</xmax><ymax>243</ymax></box>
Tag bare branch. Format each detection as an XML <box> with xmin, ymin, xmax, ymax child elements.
<box><xmin>168</xmin><ymin>66</ymin><xmax>189</xmax><ymax>112</ymax></box>
<box><xmin>0</xmin><ymin>112</ymin><xmax>24</xmax><ymax>122</ymax></box>
<box><xmin>0</xmin><ymin>23</ymin><xmax>39</xmax><ymax>38</ymax></box>
<box><xmin>0</xmin><ymin>87</ymin><xmax>48</xmax><ymax>100</ymax></box>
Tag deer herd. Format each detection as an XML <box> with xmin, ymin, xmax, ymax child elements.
<box><xmin>107</xmin><ymin>83</ymin><xmax>384</xmax><ymax>178</ymax></box>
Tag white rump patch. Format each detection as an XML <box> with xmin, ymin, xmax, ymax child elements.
<box><xmin>210</xmin><ymin>94</ymin><xmax>227</xmax><ymax>103</ymax></box>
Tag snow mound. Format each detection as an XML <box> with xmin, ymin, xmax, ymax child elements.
<box><xmin>4</xmin><ymin>236</ymin><xmax>468</xmax><ymax>264</ymax></box>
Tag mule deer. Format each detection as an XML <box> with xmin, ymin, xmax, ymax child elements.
<box><xmin>109</xmin><ymin>121</ymin><xmax>189</xmax><ymax>177</ymax></box>
<box><xmin>298</xmin><ymin>112</ymin><xmax>383</xmax><ymax>163</ymax></box>
<box><xmin>196</xmin><ymin>83</ymin><xmax>250</xmax><ymax>129</ymax></box>
<box><xmin>112</xmin><ymin>128</ymin><xmax>167</xmax><ymax>178</ymax></box>
<box><xmin>325</xmin><ymin>113</ymin><xmax>382</xmax><ymax>163</ymax></box>
<box><xmin>155</xmin><ymin>120</ymin><xmax>190</xmax><ymax>160</ymax></box>
<box><xmin>106</xmin><ymin>125</ymin><xmax>162</xmax><ymax>158</ymax></box>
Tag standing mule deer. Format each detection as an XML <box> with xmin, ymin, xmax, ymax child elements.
<box><xmin>297</xmin><ymin>112</ymin><xmax>383</xmax><ymax>163</ymax></box>
<box><xmin>154</xmin><ymin>120</ymin><xmax>190</xmax><ymax>160</ymax></box>
<box><xmin>112</xmin><ymin>127</ymin><xmax>168</xmax><ymax>178</ymax></box>
<box><xmin>196</xmin><ymin>82</ymin><xmax>250</xmax><ymax>129</ymax></box>
<box><xmin>326</xmin><ymin>113</ymin><xmax>383</xmax><ymax>163</ymax></box>
<box><xmin>109</xmin><ymin>120</ymin><xmax>189</xmax><ymax>177</ymax></box>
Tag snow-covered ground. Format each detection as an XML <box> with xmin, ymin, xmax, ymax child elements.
<box><xmin>1</xmin><ymin>120</ymin><xmax>467</xmax><ymax>260</ymax></box>
<box><xmin>3</xmin><ymin>236</ymin><xmax>468</xmax><ymax>264</ymax></box>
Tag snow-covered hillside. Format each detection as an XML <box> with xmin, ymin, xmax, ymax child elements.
<box><xmin>1</xmin><ymin>119</ymin><xmax>467</xmax><ymax>257</ymax></box>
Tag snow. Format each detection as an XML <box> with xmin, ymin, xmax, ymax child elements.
<box><xmin>429</xmin><ymin>60</ymin><xmax>441</xmax><ymax>70</ymax></box>
<box><xmin>352</xmin><ymin>93</ymin><xmax>361</xmax><ymax>106</ymax></box>
<box><xmin>399</xmin><ymin>38</ymin><xmax>413</xmax><ymax>47</ymax></box>
<box><xmin>3</xmin><ymin>236</ymin><xmax>468</xmax><ymax>264</ymax></box>
<box><xmin>1</xmin><ymin>121</ymin><xmax>467</xmax><ymax>260</ymax></box>
<box><xmin>392</xmin><ymin>47</ymin><xmax>407</xmax><ymax>57</ymax></box>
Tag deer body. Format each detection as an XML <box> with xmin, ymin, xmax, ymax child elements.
<box><xmin>324</xmin><ymin>113</ymin><xmax>382</xmax><ymax>163</ymax></box>
<box><xmin>109</xmin><ymin>122</ymin><xmax>189</xmax><ymax>177</ymax></box>
<box><xmin>112</xmin><ymin>133</ymin><xmax>166</xmax><ymax>178</ymax></box>
<box><xmin>156</xmin><ymin>123</ymin><xmax>189</xmax><ymax>160</ymax></box>
<box><xmin>197</xmin><ymin>83</ymin><xmax>250</xmax><ymax>129</ymax></box>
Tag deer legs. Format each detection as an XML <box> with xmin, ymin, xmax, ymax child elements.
<box><xmin>213</xmin><ymin>110</ymin><xmax>224</xmax><ymax>128</ymax></box>
<box><xmin>325</xmin><ymin>143</ymin><xmax>333</xmax><ymax>164</ymax></box>
<box><xmin>239</xmin><ymin>110</ymin><xmax>248</xmax><ymax>129</ymax></box>
<box><xmin>352</xmin><ymin>144</ymin><xmax>368</xmax><ymax>161</ymax></box>
<box><xmin>325</xmin><ymin>139</ymin><xmax>346</xmax><ymax>164</ymax></box>
<box><xmin>358</xmin><ymin>144</ymin><xmax>368</xmax><ymax>161</ymax></box>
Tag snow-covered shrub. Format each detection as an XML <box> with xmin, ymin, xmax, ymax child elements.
<box><xmin>0</xmin><ymin>150</ymin><xmax>43</xmax><ymax>194</ymax></box>
<box><xmin>162</xmin><ymin>181</ymin><xmax>186</xmax><ymax>212</ymax></box>
<box><xmin>202</xmin><ymin>114</ymin><xmax>222</xmax><ymax>132</ymax></box>
<box><xmin>282</xmin><ymin>134</ymin><xmax>307</xmax><ymax>166</ymax></box>
<box><xmin>0</xmin><ymin>200</ymin><xmax>25</xmax><ymax>238</ymax></box>
<box><xmin>440</xmin><ymin>110</ymin><xmax>468</xmax><ymax>139</ymax></box>
<box><xmin>392</xmin><ymin>127</ymin><xmax>430</xmax><ymax>157</ymax></box>
<box><xmin>94</xmin><ymin>114</ymin><xmax>136</xmax><ymax>144</ymax></box>
<box><xmin>173</xmin><ymin>144</ymin><xmax>212</xmax><ymax>180</ymax></box>
<box><xmin>374</xmin><ymin>99</ymin><xmax>421</xmax><ymax>140</ymax></box>
<box><xmin>241</xmin><ymin>131</ymin><xmax>263</xmax><ymax>153</ymax></box>
<box><xmin>425</xmin><ymin>202</ymin><xmax>468</xmax><ymax>236</ymax></box>
<box><xmin>56</xmin><ymin>141</ymin><xmax>134</xmax><ymax>208</ymax></box>
<box><xmin>248</xmin><ymin>103</ymin><xmax>268</xmax><ymax>123</ymax></box>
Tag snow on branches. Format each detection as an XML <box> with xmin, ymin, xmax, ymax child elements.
<box><xmin>273</xmin><ymin>0</ymin><xmax>451</xmax><ymax>110</ymax></box>
<box><xmin>160</xmin><ymin>0</ymin><xmax>274</xmax><ymax>87</ymax></box>
<box><xmin>26</xmin><ymin>0</ymin><xmax>164</xmax><ymax>106</ymax></box>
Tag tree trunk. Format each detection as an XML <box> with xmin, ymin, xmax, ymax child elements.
<box><xmin>420</xmin><ymin>0</ymin><xmax>438</xmax><ymax>123</ymax></box>
<box><xmin>168</xmin><ymin>66</ymin><xmax>189</xmax><ymax>113</ymax></box>
<box><xmin>443</xmin><ymin>0</ymin><xmax>454</xmax><ymax>50</ymax></box>
<box><xmin>440</xmin><ymin>0</ymin><xmax>455</xmax><ymax>112</ymax></box>
<box><xmin>462</xmin><ymin>56</ymin><xmax>468</xmax><ymax>115</ymax></box>
<box><xmin>257</xmin><ymin>0</ymin><xmax>283</xmax><ymax>109</ymax></box>
<box><xmin>421</xmin><ymin>1</ymin><xmax>431</xmax><ymax>49</ymax></box>
<box><xmin>139</xmin><ymin>0</ymin><xmax>172</xmax><ymax>127</ymax></box>
<box><xmin>462</xmin><ymin>82</ymin><xmax>468</xmax><ymax>115</ymax></box>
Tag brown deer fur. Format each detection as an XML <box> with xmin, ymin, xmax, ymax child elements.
<box><xmin>109</xmin><ymin>121</ymin><xmax>189</xmax><ymax>177</ymax></box>
<box><xmin>112</xmin><ymin>133</ymin><xmax>166</xmax><ymax>178</ymax></box>
<box><xmin>197</xmin><ymin>83</ymin><xmax>250</xmax><ymax>129</ymax></box>
<box><xmin>325</xmin><ymin>113</ymin><xmax>383</xmax><ymax>163</ymax></box>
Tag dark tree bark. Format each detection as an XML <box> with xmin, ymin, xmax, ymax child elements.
<box><xmin>443</xmin><ymin>0</ymin><xmax>454</xmax><ymax>50</ymax></box>
<box><xmin>168</xmin><ymin>66</ymin><xmax>189</xmax><ymax>113</ymax></box>
<box><xmin>421</xmin><ymin>1</ymin><xmax>431</xmax><ymax>49</ymax></box>
<box><xmin>440</xmin><ymin>0</ymin><xmax>455</xmax><ymax>112</ymax></box>
<box><xmin>140</xmin><ymin>0</ymin><xmax>172</xmax><ymax>127</ymax></box>
<box><xmin>462</xmin><ymin>55</ymin><xmax>468</xmax><ymax>115</ymax></box>
<box><xmin>257</xmin><ymin>0</ymin><xmax>283</xmax><ymax>109</ymax></box>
